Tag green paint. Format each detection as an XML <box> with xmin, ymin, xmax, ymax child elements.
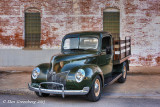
<box><xmin>30</xmin><ymin>31</ymin><xmax>128</xmax><ymax>90</ymax></box>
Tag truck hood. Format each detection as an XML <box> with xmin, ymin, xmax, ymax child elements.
<box><xmin>50</xmin><ymin>52</ymin><xmax>98</xmax><ymax>72</ymax></box>
<box><xmin>53</xmin><ymin>52</ymin><xmax>97</xmax><ymax>62</ymax></box>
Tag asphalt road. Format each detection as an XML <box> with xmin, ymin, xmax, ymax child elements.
<box><xmin>0</xmin><ymin>67</ymin><xmax>160</xmax><ymax>107</ymax></box>
<box><xmin>0</xmin><ymin>94</ymin><xmax>160</xmax><ymax>107</ymax></box>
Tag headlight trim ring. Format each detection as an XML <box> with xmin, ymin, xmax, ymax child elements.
<box><xmin>75</xmin><ymin>69</ymin><xmax>85</xmax><ymax>83</ymax></box>
<box><xmin>32</xmin><ymin>67</ymin><xmax>40</xmax><ymax>79</ymax></box>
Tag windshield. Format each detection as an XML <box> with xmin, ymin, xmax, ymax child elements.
<box><xmin>63</xmin><ymin>37</ymin><xmax>98</xmax><ymax>50</ymax></box>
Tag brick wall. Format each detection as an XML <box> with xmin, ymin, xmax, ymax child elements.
<box><xmin>0</xmin><ymin>0</ymin><xmax>159</xmax><ymax>66</ymax></box>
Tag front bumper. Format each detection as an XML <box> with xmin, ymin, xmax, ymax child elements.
<box><xmin>28</xmin><ymin>82</ymin><xmax>90</xmax><ymax>98</ymax></box>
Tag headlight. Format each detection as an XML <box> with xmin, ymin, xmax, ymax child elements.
<box><xmin>75</xmin><ymin>69</ymin><xmax>85</xmax><ymax>83</ymax></box>
<box><xmin>32</xmin><ymin>67</ymin><xmax>40</xmax><ymax>79</ymax></box>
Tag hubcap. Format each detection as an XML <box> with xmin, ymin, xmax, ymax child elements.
<box><xmin>123</xmin><ymin>66</ymin><xmax>127</xmax><ymax>78</ymax></box>
<box><xmin>94</xmin><ymin>79</ymin><xmax>100</xmax><ymax>97</ymax></box>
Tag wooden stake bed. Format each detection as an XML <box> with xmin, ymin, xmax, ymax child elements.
<box><xmin>113</xmin><ymin>36</ymin><xmax>131</xmax><ymax>65</ymax></box>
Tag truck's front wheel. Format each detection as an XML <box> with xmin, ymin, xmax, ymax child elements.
<box><xmin>87</xmin><ymin>75</ymin><xmax>102</xmax><ymax>102</ymax></box>
<box><xmin>118</xmin><ymin>62</ymin><xmax>127</xmax><ymax>83</ymax></box>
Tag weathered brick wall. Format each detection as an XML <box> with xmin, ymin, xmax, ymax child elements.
<box><xmin>0</xmin><ymin>0</ymin><xmax>159</xmax><ymax>66</ymax></box>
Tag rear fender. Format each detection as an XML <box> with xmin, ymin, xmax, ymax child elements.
<box><xmin>112</xmin><ymin>60</ymin><xmax>129</xmax><ymax>73</ymax></box>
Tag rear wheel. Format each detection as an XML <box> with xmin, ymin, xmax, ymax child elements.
<box><xmin>87</xmin><ymin>75</ymin><xmax>102</xmax><ymax>102</ymax></box>
<box><xmin>35</xmin><ymin>92</ymin><xmax>50</xmax><ymax>97</ymax></box>
<box><xmin>118</xmin><ymin>62</ymin><xmax>127</xmax><ymax>83</ymax></box>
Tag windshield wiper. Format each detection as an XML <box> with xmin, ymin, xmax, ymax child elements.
<box><xmin>68</xmin><ymin>49</ymin><xmax>87</xmax><ymax>51</ymax></box>
<box><xmin>69</xmin><ymin>48</ymin><xmax>95</xmax><ymax>51</ymax></box>
<box><xmin>69</xmin><ymin>49</ymin><xmax>79</xmax><ymax>50</ymax></box>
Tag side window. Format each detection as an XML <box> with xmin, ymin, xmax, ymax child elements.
<box><xmin>102</xmin><ymin>36</ymin><xmax>111</xmax><ymax>54</ymax></box>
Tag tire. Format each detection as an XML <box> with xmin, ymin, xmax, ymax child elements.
<box><xmin>118</xmin><ymin>62</ymin><xmax>127</xmax><ymax>83</ymax></box>
<box><xmin>35</xmin><ymin>92</ymin><xmax>50</xmax><ymax>97</ymax></box>
<box><xmin>87</xmin><ymin>75</ymin><xmax>102</xmax><ymax>102</ymax></box>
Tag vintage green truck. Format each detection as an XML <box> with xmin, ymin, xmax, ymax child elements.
<box><xmin>28</xmin><ymin>31</ymin><xmax>131</xmax><ymax>101</ymax></box>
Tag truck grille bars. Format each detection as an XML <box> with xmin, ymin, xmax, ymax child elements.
<box><xmin>47</xmin><ymin>71</ymin><xmax>69</xmax><ymax>90</ymax></box>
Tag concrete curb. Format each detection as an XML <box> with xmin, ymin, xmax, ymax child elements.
<box><xmin>0</xmin><ymin>66</ymin><xmax>34</xmax><ymax>73</ymax></box>
<box><xmin>0</xmin><ymin>88</ymin><xmax>33</xmax><ymax>96</ymax></box>
<box><xmin>102</xmin><ymin>93</ymin><xmax>160</xmax><ymax>99</ymax></box>
<box><xmin>0</xmin><ymin>71</ymin><xmax>31</xmax><ymax>74</ymax></box>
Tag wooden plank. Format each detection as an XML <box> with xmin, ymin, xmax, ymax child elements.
<box><xmin>121</xmin><ymin>52</ymin><xmax>126</xmax><ymax>59</ymax></box>
<box><xmin>115</xmin><ymin>46</ymin><xmax>130</xmax><ymax>51</ymax></box>
<box><xmin>126</xmin><ymin>45</ymin><xmax>130</xmax><ymax>49</ymax></box>
<box><xmin>120</xmin><ymin>40</ymin><xmax>125</xmax><ymax>44</ymax></box>
<box><xmin>119</xmin><ymin>55</ymin><xmax>131</xmax><ymax>63</ymax></box>
<box><xmin>126</xmin><ymin>50</ymin><xmax>131</xmax><ymax>56</ymax></box>
<box><xmin>125</xmin><ymin>36</ymin><xmax>126</xmax><ymax>57</ymax></box>
<box><xmin>114</xmin><ymin>41</ymin><xmax>119</xmax><ymax>45</ymax></box>
<box><xmin>129</xmin><ymin>37</ymin><xmax>131</xmax><ymax>55</ymax></box>
<box><xmin>114</xmin><ymin>40</ymin><xmax>130</xmax><ymax>44</ymax></box>
<box><xmin>114</xmin><ymin>55</ymin><xmax>119</xmax><ymax>60</ymax></box>
<box><xmin>115</xmin><ymin>48</ymin><xmax>119</xmax><ymax>51</ymax></box>
<box><xmin>126</xmin><ymin>40</ymin><xmax>130</xmax><ymax>43</ymax></box>
<box><xmin>113</xmin><ymin>38</ymin><xmax>116</xmax><ymax>60</ymax></box>
<box><xmin>114</xmin><ymin>44</ymin><xmax>130</xmax><ymax>49</ymax></box>
<box><xmin>113</xmin><ymin>55</ymin><xmax>131</xmax><ymax>65</ymax></box>
<box><xmin>113</xmin><ymin>36</ymin><xmax>131</xmax><ymax>63</ymax></box>
<box><xmin>121</xmin><ymin>46</ymin><xmax>125</xmax><ymax>50</ymax></box>
<box><xmin>114</xmin><ymin>45</ymin><xmax>119</xmax><ymax>48</ymax></box>
<box><xmin>119</xmin><ymin>37</ymin><xmax>121</xmax><ymax>60</ymax></box>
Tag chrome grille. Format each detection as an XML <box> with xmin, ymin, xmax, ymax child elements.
<box><xmin>47</xmin><ymin>71</ymin><xmax>69</xmax><ymax>90</ymax></box>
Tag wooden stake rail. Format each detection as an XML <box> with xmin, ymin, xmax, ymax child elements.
<box><xmin>113</xmin><ymin>37</ymin><xmax>131</xmax><ymax>65</ymax></box>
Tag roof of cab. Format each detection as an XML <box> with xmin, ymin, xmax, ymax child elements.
<box><xmin>64</xmin><ymin>31</ymin><xmax>111</xmax><ymax>38</ymax></box>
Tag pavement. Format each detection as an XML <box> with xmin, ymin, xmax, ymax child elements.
<box><xmin>1</xmin><ymin>94</ymin><xmax>160</xmax><ymax>107</ymax></box>
<box><xmin>0</xmin><ymin>66</ymin><xmax>160</xmax><ymax>99</ymax></box>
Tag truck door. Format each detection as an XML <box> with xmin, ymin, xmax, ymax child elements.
<box><xmin>98</xmin><ymin>35</ymin><xmax>113</xmax><ymax>78</ymax></box>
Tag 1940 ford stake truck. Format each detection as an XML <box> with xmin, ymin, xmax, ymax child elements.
<box><xmin>28</xmin><ymin>31</ymin><xmax>131</xmax><ymax>101</ymax></box>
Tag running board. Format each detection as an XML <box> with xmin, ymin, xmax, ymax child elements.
<box><xmin>104</xmin><ymin>73</ymin><xmax>122</xmax><ymax>86</ymax></box>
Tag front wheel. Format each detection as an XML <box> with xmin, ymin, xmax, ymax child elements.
<box><xmin>118</xmin><ymin>62</ymin><xmax>127</xmax><ymax>83</ymax></box>
<box><xmin>87</xmin><ymin>75</ymin><xmax>102</xmax><ymax>102</ymax></box>
<box><xmin>35</xmin><ymin>92</ymin><xmax>50</xmax><ymax>97</ymax></box>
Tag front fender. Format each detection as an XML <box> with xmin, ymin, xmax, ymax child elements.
<box><xmin>66</xmin><ymin>64</ymin><xmax>104</xmax><ymax>90</ymax></box>
<box><xmin>31</xmin><ymin>63</ymin><xmax>51</xmax><ymax>83</ymax></box>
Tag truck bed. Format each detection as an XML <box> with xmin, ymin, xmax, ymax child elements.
<box><xmin>113</xmin><ymin>37</ymin><xmax>131</xmax><ymax>65</ymax></box>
